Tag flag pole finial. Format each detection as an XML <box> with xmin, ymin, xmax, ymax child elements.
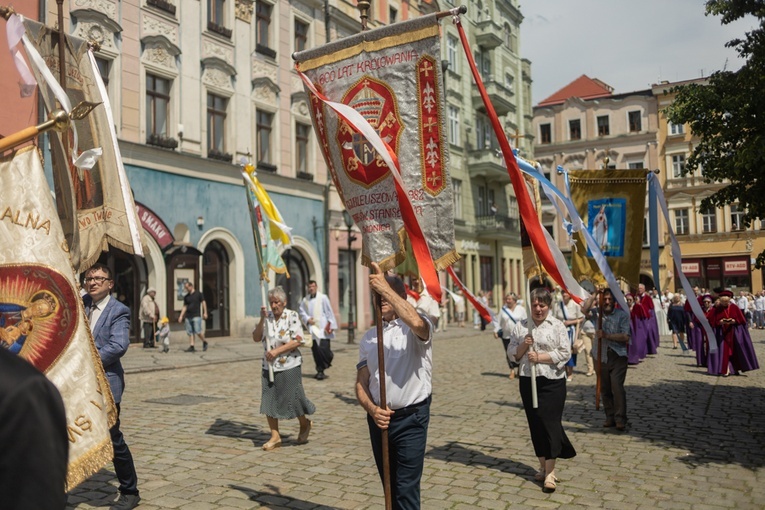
<box><xmin>357</xmin><ymin>0</ymin><xmax>371</xmax><ymax>30</ymax></box>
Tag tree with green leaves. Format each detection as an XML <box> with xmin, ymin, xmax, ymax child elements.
<box><xmin>665</xmin><ymin>0</ymin><xmax>765</xmax><ymax>267</ymax></box>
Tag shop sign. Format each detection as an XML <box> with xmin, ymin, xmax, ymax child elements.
<box><xmin>681</xmin><ymin>260</ymin><xmax>701</xmax><ymax>276</ymax></box>
<box><xmin>136</xmin><ymin>203</ymin><xmax>173</xmax><ymax>249</ymax></box>
<box><xmin>723</xmin><ymin>258</ymin><xmax>749</xmax><ymax>275</ymax></box>
<box><xmin>460</xmin><ymin>240</ymin><xmax>490</xmax><ymax>252</ymax></box>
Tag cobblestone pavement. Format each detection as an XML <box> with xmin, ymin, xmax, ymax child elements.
<box><xmin>67</xmin><ymin>326</ymin><xmax>765</xmax><ymax>509</ymax></box>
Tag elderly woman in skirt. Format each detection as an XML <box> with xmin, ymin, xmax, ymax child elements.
<box><xmin>507</xmin><ymin>287</ymin><xmax>576</xmax><ymax>493</ymax></box>
<box><xmin>252</xmin><ymin>286</ymin><xmax>315</xmax><ymax>450</ymax></box>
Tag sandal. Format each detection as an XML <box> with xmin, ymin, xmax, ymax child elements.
<box><xmin>543</xmin><ymin>473</ymin><xmax>557</xmax><ymax>493</ymax></box>
<box><xmin>262</xmin><ymin>438</ymin><xmax>282</xmax><ymax>451</ymax></box>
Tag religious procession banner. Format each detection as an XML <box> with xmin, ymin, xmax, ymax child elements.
<box><xmin>568</xmin><ymin>169</ymin><xmax>648</xmax><ymax>288</ymax></box>
<box><xmin>294</xmin><ymin>14</ymin><xmax>458</xmax><ymax>301</ymax></box>
<box><xmin>21</xmin><ymin>18</ymin><xmax>143</xmax><ymax>272</ymax></box>
<box><xmin>0</xmin><ymin>147</ymin><xmax>116</xmax><ymax>491</ymax></box>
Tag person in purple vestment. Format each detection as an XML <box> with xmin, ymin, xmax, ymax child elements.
<box><xmin>626</xmin><ymin>293</ymin><xmax>648</xmax><ymax>365</ymax></box>
<box><xmin>706</xmin><ymin>290</ymin><xmax>760</xmax><ymax>376</ymax></box>
<box><xmin>687</xmin><ymin>295</ymin><xmax>712</xmax><ymax>368</ymax></box>
<box><xmin>636</xmin><ymin>284</ymin><xmax>660</xmax><ymax>355</ymax></box>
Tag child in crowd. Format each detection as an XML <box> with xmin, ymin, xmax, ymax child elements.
<box><xmin>157</xmin><ymin>317</ymin><xmax>170</xmax><ymax>353</ymax></box>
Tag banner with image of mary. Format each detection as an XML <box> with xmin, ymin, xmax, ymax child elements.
<box><xmin>587</xmin><ymin>197</ymin><xmax>626</xmax><ymax>258</ymax></box>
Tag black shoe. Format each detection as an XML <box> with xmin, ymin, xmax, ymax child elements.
<box><xmin>185</xmin><ymin>346</ymin><xmax>196</xmax><ymax>353</ymax></box>
<box><xmin>603</xmin><ymin>419</ymin><xmax>616</xmax><ymax>428</ymax></box>
<box><xmin>203</xmin><ymin>341</ymin><xmax>208</xmax><ymax>352</ymax></box>
<box><xmin>315</xmin><ymin>372</ymin><xmax>326</xmax><ymax>380</ymax></box>
<box><xmin>110</xmin><ymin>492</ymin><xmax>141</xmax><ymax>509</ymax></box>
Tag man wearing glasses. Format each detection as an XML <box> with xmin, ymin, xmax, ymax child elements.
<box><xmin>83</xmin><ymin>263</ymin><xmax>141</xmax><ymax>509</ymax></box>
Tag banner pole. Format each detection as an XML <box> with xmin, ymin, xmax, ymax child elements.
<box><xmin>260</xmin><ymin>279</ymin><xmax>275</xmax><ymax>383</ymax></box>
<box><xmin>595</xmin><ymin>290</ymin><xmax>603</xmax><ymax>410</ymax></box>
<box><xmin>374</xmin><ymin>288</ymin><xmax>393</xmax><ymax>510</ymax></box>
<box><xmin>526</xmin><ymin>280</ymin><xmax>538</xmax><ymax>409</ymax></box>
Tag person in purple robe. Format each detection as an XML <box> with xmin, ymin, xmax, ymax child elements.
<box><xmin>706</xmin><ymin>290</ymin><xmax>759</xmax><ymax>376</ymax></box>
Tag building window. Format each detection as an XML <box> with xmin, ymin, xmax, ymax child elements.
<box><xmin>674</xmin><ymin>208</ymin><xmax>689</xmax><ymax>235</ymax></box>
<box><xmin>294</xmin><ymin>19</ymin><xmax>308</xmax><ymax>52</ymax></box>
<box><xmin>540</xmin><ymin>123</ymin><xmax>551</xmax><ymax>144</ymax></box>
<box><xmin>628</xmin><ymin>161</ymin><xmax>644</xmax><ymax>169</ymax></box>
<box><xmin>295</xmin><ymin>122</ymin><xmax>310</xmax><ymax>175</ymax></box>
<box><xmin>452</xmin><ymin>178</ymin><xmax>463</xmax><ymax>219</ymax></box>
<box><xmin>146</xmin><ymin>74</ymin><xmax>170</xmax><ymax>138</ymax></box>
<box><xmin>669</xmin><ymin>121</ymin><xmax>685</xmax><ymax>136</ymax></box>
<box><xmin>569</xmin><ymin>119</ymin><xmax>581</xmax><ymax>140</ymax></box>
<box><xmin>95</xmin><ymin>57</ymin><xmax>110</xmax><ymax>90</ymax></box>
<box><xmin>504</xmin><ymin>24</ymin><xmax>512</xmax><ymax>49</ymax></box>
<box><xmin>389</xmin><ymin>6</ymin><xmax>397</xmax><ymax>23</ymax></box>
<box><xmin>597</xmin><ymin>115</ymin><xmax>609</xmax><ymax>136</ymax></box>
<box><xmin>504</xmin><ymin>73</ymin><xmax>514</xmax><ymax>92</ymax></box>
<box><xmin>207</xmin><ymin>93</ymin><xmax>228</xmax><ymax>155</ymax></box>
<box><xmin>628</xmin><ymin>110</ymin><xmax>642</xmax><ymax>132</ymax></box>
<box><xmin>701</xmin><ymin>206</ymin><xmax>717</xmax><ymax>233</ymax></box>
<box><xmin>447</xmin><ymin>105</ymin><xmax>460</xmax><ymax>145</ymax></box>
<box><xmin>731</xmin><ymin>204</ymin><xmax>745</xmax><ymax>231</ymax></box>
<box><xmin>208</xmin><ymin>0</ymin><xmax>225</xmax><ymax>25</ymax></box>
<box><xmin>257</xmin><ymin>110</ymin><xmax>274</xmax><ymax>167</ymax></box>
<box><xmin>447</xmin><ymin>34</ymin><xmax>459</xmax><ymax>73</ymax></box>
<box><xmin>508</xmin><ymin>195</ymin><xmax>518</xmax><ymax>219</ymax></box>
<box><xmin>256</xmin><ymin>1</ymin><xmax>274</xmax><ymax>57</ymax></box>
<box><xmin>671</xmin><ymin>154</ymin><xmax>685</xmax><ymax>178</ymax></box>
<box><xmin>475</xmin><ymin>48</ymin><xmax>491</xmax><ymax>81</ymax></box>
<box><xmin>478</xmin><ymin>185</ymin><xmax>487</xmax><ymax>216</ymax></box>
<box><xmin>476</xmin><ymin>114</ymin><xmax>493</xmax><ymax>150</ymax></box>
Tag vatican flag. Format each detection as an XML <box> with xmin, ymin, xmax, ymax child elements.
<box><xmin>0</xmin><ymin>147</ymin><xmax>116</xmax><ymax>490</ymax></box>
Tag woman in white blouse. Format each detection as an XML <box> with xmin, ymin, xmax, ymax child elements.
<box><xmin>253</xmin><ymin>287</ymin><xmax>315</xmax><ymax>451</ymax></box>
<box><xmin>508</xmin><ymin>287</ymin><xmax>576</xmax><ymax>493</ymax></box>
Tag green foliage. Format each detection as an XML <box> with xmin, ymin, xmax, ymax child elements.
<box><xmin>665</xmin><ymin>0</ymin><xmax>765</xmax><ymax>267</ymax></box>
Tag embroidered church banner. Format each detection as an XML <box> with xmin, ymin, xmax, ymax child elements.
<box><xmin>568</xmin><ymin>169</ymin><xmax>648</xmax><ymax>288</ymax></box>
<box><xmin>21</xmin><ymin>19</ymin><xmax>143</xmax><ymax>272</ymax></box>
<box><xmin>293</xmin><ymin>14</ymin><xmax>457</xmax><ymax>273</ymax></box>
<box><xmin>0</xmin><ymin>147</ymin><xmax>116</xmax><ymax>490</ymax></box>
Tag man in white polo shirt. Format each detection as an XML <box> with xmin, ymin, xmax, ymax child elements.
<box><xmin>355</xmin><ymin>263</ymin><xmax>434</xmax><ymax>509</ymax></box>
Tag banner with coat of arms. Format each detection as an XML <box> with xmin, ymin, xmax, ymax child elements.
<box><xmin>0</xmin><ymin>147</ymin><xmax>116</xmax><ymax>491</ymax></box>
<box><xmin>294</xmin><ymin>14</ymin><xmax>458</xmax><ymax>284</ymax></box>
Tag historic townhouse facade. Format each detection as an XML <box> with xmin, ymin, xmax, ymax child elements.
<box><xmin>532</xmin><ymin>76</ymin><xmax>666</xmax><ymax>291</ymax></box>
<box><xmin>654</xmin><ymin>79</ymin><xmax>765</xmax><ymax>293</ymax></box>
<box><xmin>442</xmin><ymin>0</ymin><xmax>530</xmax><ymax>307</ymax></box>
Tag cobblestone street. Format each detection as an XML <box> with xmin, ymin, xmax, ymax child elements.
<box><xmin>66</xmin><ymin>327</ymin><xmax>765</xmax><ymax>509</ymax></box>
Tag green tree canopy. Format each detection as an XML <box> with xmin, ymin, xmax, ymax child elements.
<box><xmin>665</xmin><ymin>0</ymin><xmax>765</xmax><ymax>267</ymax></box>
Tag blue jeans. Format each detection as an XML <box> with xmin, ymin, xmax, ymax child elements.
<box><xmin>367</xmin><ymin>396</ymin><xmax>430</xmax><ymax>509</ymax></box>
<box><xmin>184</xmin><ymin>316</ymin><xmax>203</xmax><ymax>336</ymax></box>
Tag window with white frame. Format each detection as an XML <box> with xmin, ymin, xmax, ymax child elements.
<box><xmin>256</xmin><ymin>1</ymin><xmax>275</xmax><ymax>57</ymax></box>
<box><xmin>207</xmin><ymin>93</ymin><xmax>228</xmax><ymax>156</ymax></box>
<box><xmin>628</xmin><ymin>161</ymin><xmax>644</xmax><ymax>169</ymax></box>
<box><xmin>669</xmin><ymin>121</ymin><xmax>685</xmax><ymax>135</ymax></box>
<box><xmin>447</xmin><ymin>105</ymin><xmax>460</xmax><ymax>145</ymax></box>
<box><xmin>257</xmin><ymin>109</ymin><xmax>274</xmax><ymax>168</ymax></box>
<box><xmin>296</xmin><ymin>122</ymin><xmax>311</xmax><ymax>175</ymax></box>
<box><xmin>504</xmin><ymin>73</ymin><xmax>514</xmax><ymax>92</ymax></box>
<box><xmin>95</xmin><ymin>57</ymin><xmax>110</xmax><ymax>92</ymax></box>
<box><xmin>476</xmin><ymin>114</ymin><xmax>493</xmax><ymax>149</ymax></box>
<box><xmin>731</xmin><ymin>204</ymin><xmax>745</xmax><ymax>231</ymax></box>
<box><xmin>294</xmin><ymin>18</ymin><xmax>308</xmax><ymax>53</ymax></box>
<box><xmin>146</xmin><ymin>73</ymin><xmax>171</xmax><ymax>142</ymax></box>
<box><xmin>701</xmin><ymin>206</ymin><xmax>717</xmax><ymax>233</ymax></box>
<box><xmin>452</xmin><ymin>178</ymin><xmax>463</xmax><ymax>219</ymax></box>
<box><xmin>671</xmin><ymin>154</ymin><xmax>685</xmax><ymax>178</ymax></box>
<box><xmin>508</xmin><ymin>195</ymin><xmax>518</xmax><ymax>219</ymax></box>
<box><xmin>447</xmin><ymin>34</ymin><xmax>459</xmax><ymax>73</ymax></box>
<box><xmin>208</xmin><ymin>0</ymin><xmax>226</xmax><ymax>26</ymax></box>
<box><xmin>674</xmin><ymin>208</ymin><xmax>689</xmax><ymax>235</ymax></box>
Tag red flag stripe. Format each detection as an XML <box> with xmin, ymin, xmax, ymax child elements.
<box><xmin>447</xmin><ymin>266</ymin><xmax>493</xmax><ymax>324</ymax></box>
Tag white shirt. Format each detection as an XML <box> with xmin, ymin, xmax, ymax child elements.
<box><xmin>755</xmin><ymin>296</ymin><xmax>765</xmax><ymax>312</ymax></box>
<box><xmin>553</xmin><ymin>299</ymin><xmax>583</xmax><ymax>332</ymax></box>
<box><xmin>737</xmin><ymin>296</ymin><xmax>749</xmax><ymax>311</ymax></box>
<box><xmin>416</xmin><ymin>290</ymin><xmax>440</xmax><ymax>320</ymax></box>
<box><xmin>358</xmin><ymin>314</ymin><xmax>433</xmax><ymax>409</ymax></box>
<box><xmin>298</xmin><ymin>292</ymin><xmax>337</xmax><ymax>340</ymax></box>
<box><xmin>507</xmin><ymin>313</ymin><xmax>571</xmax><ymax>380</ymax></box>
<box><xmin>496</xmin><ymin>304</ymin><xmax>526</xmax><ymax>338</ymax></box>
<box><xmin>261</xmin><ymin>309</ymin><xmax>306</xmax><ymax>372</ymax></box>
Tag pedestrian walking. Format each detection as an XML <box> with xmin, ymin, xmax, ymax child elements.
<box><xmin>553</xmin><ymin>289</ymin><xmax>584</xmax><ymax>381</ymax></box>
<box><xmin>454</xmin><ymin>289</ymin><xmax>466</xmax><ymax>328</ymax></box>
<box><xmin>507</xmin><ymin>287</ymin><xmax>576</xmax><ymax>493</ymax></box>
<box><xmin>253</xmin><ymin>286</ymin><xmax>314</xmax><ymax>450</ymax></box>
<box><xmin>83</xmin><ymin>263</ymin><xmax>141</xmax><ymax>509</ymax></box>
<box><xmin>139</xmin><ymin>287</ymin><xmax>158</xmax><ymax>348</ymax></box>
<box><xmin>178</xmin><ymin>281</ymin><xmax>207</xmax><ymax>352</ymax></box>
<box><xmin>299</xmin><ymin>280</ymin><xmax>337</xmax><ymax>380</ymax></box>
<box><xmin>667</xmin><ymin>295</ymin><xmax>689</xmax><ymax>352</ymax></box>
<box><xmin>356</xmin><ymin>263</ymin><xmax>434</xmax><ymax>509</ymax></box>
<box><xmin>494</xmin><ymin>292</ymin><xmax>526</xmax><ymax>379</ymax></box>
<box><xmin>582</xmin><ymin>288</ymin><xmax>631</xmax><ymax>432</ymax></box>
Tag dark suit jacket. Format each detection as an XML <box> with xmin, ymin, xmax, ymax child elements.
<box><xmin>0</xmin><ymin>348</ymin><xmax>68</xmax><ymax>509</ymax></box>
<box><xmin>84</xmin><ymin>295</ymin><xmax>131</xmax><ymax>404</ymax></box>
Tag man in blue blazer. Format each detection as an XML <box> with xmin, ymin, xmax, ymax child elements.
<box><xmin>84</xmin><ymin>263</ymin><xmax>140</xmax><ymax>509</ymax></box>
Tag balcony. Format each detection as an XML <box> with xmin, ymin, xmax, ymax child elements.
<box><xmin>475</xmin><ymin>20</ymin><xmax>503</xmax><ymax>49</ymax></box>
<box><xmin>472</xmin><ymin>79</ymin><xmax>515</xmax><ymax>116</ymax></box>
<box><xmin>475</xmin><ymin>214</ymin><xmax>520</xmax><ymax>241</ymax></box>
<box><xmin>467</xmin><ymin>149</ymin><xmax>509</xmax><ymax>183</ymax></box>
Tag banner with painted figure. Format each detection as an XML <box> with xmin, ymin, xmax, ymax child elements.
<box><xmin>0</xmin><ymin>147</ymin><xmax>116</xmax><ymax>490</ymax></box>
<box><xmin>294</xmin><ymin>14</ymin><xmax>458</xmax><ymax>301</ymax></box>
<box><xmin>21</xmin><ymin>18</ymin><xmax>143</xmax><ymax>272</ymax></box>
<box><xmin>568</xmin><ymin>169</ymin><xmax>648</xmax><ymax>288</ymax></box>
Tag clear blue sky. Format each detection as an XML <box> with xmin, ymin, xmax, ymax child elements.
<box><xmin>521</xmin><ymin>0</ymin><xmax>754</xmax><ymax>103</ymax></box>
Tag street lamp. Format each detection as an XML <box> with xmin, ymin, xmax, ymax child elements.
<box><xmin>342</xmin><ymin>209</ymin><xmax>356</xmax><ymax>343</ymax></box>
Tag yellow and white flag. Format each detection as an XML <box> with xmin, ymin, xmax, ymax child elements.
<box><xmin>0</xmin><ymin>147</ymin><xmax>116</xmax><ymax>491</ymax></box>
